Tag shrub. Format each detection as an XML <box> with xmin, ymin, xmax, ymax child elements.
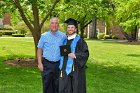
<box><xmin>0</xmin><ymin>32</ymin><xmax>2</xmax><ymax>36</ymax></box>
<box><xmin>14</xmin><ymin>21</ymin><xmax>29</xmax><ymax>35</ymax></box>
<box><xmin>12</xmin><ymin>34</ymin><xmax>25</xmax><ymax>37</ymax></box>
<box><xmin>97</xmin><ymin>33</ymin><xmax>105</xmax><ymax>39</ymax></box>
<box><xmin>103</xmin><ymin>35</ymin><xmax>111</xmax><ymax>39</ymax></box>
<box><xmin>3</xmin><ymin>25</ymin><xmax>13</xmax><ymax>30</ymax></box>
<box><xmin>2</xmin><ymin>32</ymin><xmax>13</xmax><ymax>35</ymax></box>
<box><xmin>112</xmin><ymin>35</ymin><xmax>118</xmax><ymax>39</ymax></box>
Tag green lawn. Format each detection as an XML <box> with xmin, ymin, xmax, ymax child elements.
<box><xmin>0</xmin><ymin>38</ymin><xmax>140</xmax><ymax>93</ymax></box>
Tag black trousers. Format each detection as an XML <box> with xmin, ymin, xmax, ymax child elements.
<box><xmin>41</xmin><ymin>58</ymin><xmax>60</xmax><ymax>93</ymax></box>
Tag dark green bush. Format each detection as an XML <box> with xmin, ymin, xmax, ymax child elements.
<box><xmin>12</xmin><ymin>34</ymin><xmax>25</xmax><ymax>37</ymax></box>
<box><xmin>0</xmin><ymin>33</ymin><xmax>2</xmax><ymax>36</ymax></box>
<box><xmin>97</xmin><ymin>33</ymin><xmax>105</xmax><ymax>39</ymax></box>
<box><xmin>103</xmin><ymin>35</ymin><xmax>111</xmax><ymax>39</ymax></box>
<box><xmin>2</xmin><ymin>32</ymin><xmax>13</xmax><ymax>35</ymax></box>
<box><xmin>112</xmin><ymin>35</ymin><xmax>118</xmax><ymax>39</ymax></box>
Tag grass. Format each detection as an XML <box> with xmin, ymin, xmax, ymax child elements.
<box><xmin>0</xmin><ymin>38</ymin><xmax>140</xmax><ymax>93</ymax></box>
<box><xmin>86</xmin><ymin>40</ymin><xmax>140</xmax><ymax>93</ymax></box>
<box><xmin>0</xmin><ymin>37</ymin><xmax>42</xmax><ymax>93</ymax></box>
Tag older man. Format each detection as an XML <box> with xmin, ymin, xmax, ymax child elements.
<box><xmin>37</xmin><ymin>18</ymin><xmax>66</xmax><ymax>93</ymax></box>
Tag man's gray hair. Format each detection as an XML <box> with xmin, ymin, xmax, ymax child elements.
<box><xmin>50</xmin><ymin>17</ymin><xmax>59</xmax><ymax>23</ymax></box>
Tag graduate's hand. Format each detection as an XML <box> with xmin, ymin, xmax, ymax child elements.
<box><xmin>38</xmin><ymin>63</ymin><xmax>43</xmax><ymax>72</ymax></box>
<box><xmin>68</xmin><ymin>53</ymin><xmax>76</xmax><ymax>59</ymax></box>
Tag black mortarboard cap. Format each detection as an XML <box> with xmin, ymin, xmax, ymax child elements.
<box><xmin>64</xmin><ymin>18</ymin><xmax>79</xmax><ymax>27</ymax></box>
<box><xmin>60</xmin><ymin>45</ymin><xmax>71</xmax><ymax>56</ymax></box>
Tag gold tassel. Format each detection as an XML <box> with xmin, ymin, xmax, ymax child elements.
<box><xmin>60</xmin><ymin>70</ymin><xmax>62</xmax><ymax>77</ymax></box>
<box><xmin>73</xmin><ymin>65</ymin><xmax>75</xmax><ymax>71</ymax></box>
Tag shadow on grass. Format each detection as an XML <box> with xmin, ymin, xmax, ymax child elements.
<box><xmin>0</xmin><ymin>56</ymin><xmax>6</xmax><ymax>63</ymax></box>
<box><xmin>1</xmin><ymin>55</ymin><xmax>140</xmax><ymax>93</ymax></box>
<box><xmin>86</xmin><ymin>60</ymin><xmax>140</xmax><ymax>93</ymax></box>
<box><xmin>0</xmin><ymin>56</ymin><xmax>42</xmax><ymax>93</ymax></box>
<box><xmin>126</xmin><ymin>54</ymin><xmax>140</xmax><ymax>57</ymax></box>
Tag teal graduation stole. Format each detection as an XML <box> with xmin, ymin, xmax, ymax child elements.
<box><xmin>59</xmin><ymin>35</ymin><xmax>80</xmax><ymax>75</ymax></box>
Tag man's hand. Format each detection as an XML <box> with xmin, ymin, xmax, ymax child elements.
<box><xmin>38</xmin><ymin>63</ymin><xmax>43</xmax><ymax>72</ymax></box>
<box><xmin>68</xmin><ymin>53</ymin><xmax>76</xmax><ymax>59</ymax></box>
<box><xmin>37</xmin><ymin>48</ymin><xmax>43</xmax><ymax>71</ymax></box>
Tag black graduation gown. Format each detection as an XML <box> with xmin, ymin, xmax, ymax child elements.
<box><xmin>59</xmin><ymin>38</ymin><xmax>89</xmax><ymax>93</ymax></box>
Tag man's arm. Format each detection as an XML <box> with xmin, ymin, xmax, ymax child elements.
<box><xmin>37</xmin><ymin>48</ymin><xmax>43</xmax><ymax>71</ymax></box>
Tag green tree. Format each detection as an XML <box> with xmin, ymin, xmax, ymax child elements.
<box><xmin>55</xmin><ymin>0</ymin><xmax>104</xmax><ymax>38</ymax></box>
<box><xmin>114</xmin><ymin>0</ymin><xmax>140</xmax><ymax>41</ymax></box>
<box><xmin>1</xmin><ymin>0</ymin><xmax>60</xmax><ymax>58</ymax></box>
<box><xmin>56</xmin><ymin>0</ymin><xmax>115</xmax><ymax>39</ymax></box>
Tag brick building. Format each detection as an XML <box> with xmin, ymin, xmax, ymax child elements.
<box><xmin>86</xmin><ymin>19</ymin><xmax>127</xmax><ymax>39</ymax></box>
<box><xmin>2</xmin><ymin>13</ymin><xmax>10</xmax><ymax>25</ymax></box>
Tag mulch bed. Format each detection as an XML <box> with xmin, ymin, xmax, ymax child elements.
<box><xmin>5</xmin><ymin>58</ymin><xmax>37</xmax><ymax>67</ymax></box>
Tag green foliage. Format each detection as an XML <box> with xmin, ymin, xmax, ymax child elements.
<box><xmin>97</xmin><ymin>33</ymin><xmax>105</xmax><ymax>39</ymax></box>
<box><xmin>115</xmin><ymin>0</ymin><xmax>140</xmax><ymax>32</ymax></box>
<box><xmin>120</xmin><ymin>19</ymin><xmax>138</xmax><ymax>32</ymax></box>
<box><xmin>0</xmin><ymin>14</ymin><xmax>2</xmax><ymax>18</ymax></box>
<box><xmin>0</xmin><ymin>26</ymin><xmax>13</xmax><ymax>36</ymax></box>
<box><xmin>2</xmin><ymin>32</ymin><xmax>13</xmax><ymax>35</ymax></box>
<box><xmin>0</xmin><ymin>32</ymin><xmax>2</xmax><ymax>36</ymax></box>
<box><xmin>54</xmin><ymin>0</ymin><xmax>109</xmax><ymax>38</ymax></box>
<box><xmin>97</xmin><ymin>34</ymin><xmax>118</xmax><ymax>39</ymax></box>
<box><xmin>57</xmin><ymin>0</ymin><xmax>105</xmax><ymax>21</ymax></box>
<box><xmin>41</xmin><ymin>21</ymin><xmax>50</xmax><ymax>33</ymax></box>
<box><xmin>0</xmin><ymin>0</ymin><xmax>14</xmax><ymax>16</ymax></box>
<box><xmin>3</xmin><ymin>25</ymin><xmax>13</xmax><ymax>30</ymax></box>
<box><xmin>0</xmin><ymin>0</ymin><xmax>22</xmax><ymax>25</ymax></box>
<box><xmin>1</xmin><ymin>0</ymin><xmax>60</xmax><ymax>32</ymax></box>
<box><xmin>111</xmin><ymin>35</ymin><xmax>118</xmax><ymax>39</ymax></box>
<box><xmin>12</xmin><ymin>34</ymin><xmax>25</xmax><ymax>37</ymax></box>
<box><xmin>14</xmin><ymin>21</ymin><xmax>29</xmax><ymax>35</ymax></box>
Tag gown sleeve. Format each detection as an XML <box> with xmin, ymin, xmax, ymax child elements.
<box><xmin>75</xmin><ymin>39</ymin><xmax>89</xmax><ymax>67</ymax></box>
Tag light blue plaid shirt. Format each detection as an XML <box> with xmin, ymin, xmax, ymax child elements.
<box><xmin>37</xmin><ymin>30</ymin><xmax>66</xmax><ymax>62</ymax></box>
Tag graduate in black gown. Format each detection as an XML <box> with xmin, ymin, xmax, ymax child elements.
<box><xmin>59</xmin><ymin>18</ymin><xmax>89</xmax><ymax>93</ymax></box>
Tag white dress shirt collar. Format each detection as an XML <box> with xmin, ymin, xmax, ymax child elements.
<box><xmin>68</xmin><ymin>33</ymin><xmax>77</xmax><ymax>40</ymax></box>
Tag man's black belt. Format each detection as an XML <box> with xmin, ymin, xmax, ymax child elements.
<box><xmin>43</xmin><ymin>58</ymin><xmax>60</xmax><ymax>63</ymax></box>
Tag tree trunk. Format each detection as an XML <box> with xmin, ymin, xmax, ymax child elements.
<box><xmin>91</xmin><ymin>15</ymin><xmax>97</xmax><ymax>39</ymax></box>
<box><xmin>118</xmin><ymin>26</ymin><xmax>132</xmax><ymax>42</ymax></box>
<box><xmin>80</xmin><ymin>28</ymin><xmax>84</xmax><ymax>39</ymax></box>
<box><xmin>131</xmin><ymin>26</ymin><xmax>138</xmax><ymax>41</ymax></box>
<box><xmin>80</xmin><ymin>23</ymin><xmax>84</xmax><ymax>39</ymax></box>
<box><xmin>32</xmin><ymin>30</ymin><xmax>41</xmax><ymax>61</ymax></box>
<box><xmin>33</xmin><ymin>35</ymin><xmax>40</xmax><ymax>61</ymax></box>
